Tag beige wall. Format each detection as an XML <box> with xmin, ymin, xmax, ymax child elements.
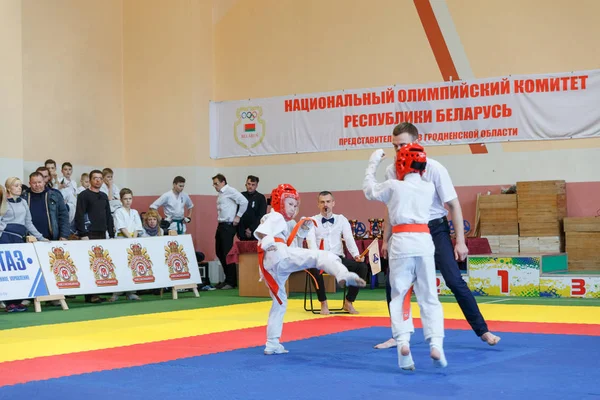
<box><xmin>21</xmin><ymin>0</ymin><xmax>124</xmax><ymax>167</ymax></box>
<box><xmin>212</xmin><ymin>0</ymin><xmax>600</xmax><ymax>168</ymax></box>
<box><xmin>449</xmin><ymin>0</ymin><xmax>600</xmax><ymax>77</ymax></box>
<box><xmin>0</xmin><ymin>0</ymin><xmax>24</xmax><ymax>160</ymax></box>
<box><xmin>212</xmin><ymin>0</ymin><xmax>451</xmax><ymax>167</ymax></box>
<box><xmin>3</xmin><ymin>0</ymin><xmax>600</xmax><ymax>173</ymax></box>
<box><xmin>449</xmin><ymin>0</ymin><xmax>600</xmax><ymax>153</ymax></box>
<box><xmin>123</xmin><ymin>0</ymin><xmax>213</xmax><ymax>168</ymax></box>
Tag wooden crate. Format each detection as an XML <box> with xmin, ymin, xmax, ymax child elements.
<box><xmin>564</xmin><ymin>217</ymin><xmax>600</xmax><ymax>232</ymax></box>
<box><xmin>482</xmin><ymin>235</ymin><xmax>519</xmax><ymax>254</ymax></box>
<box><xmin>479</xmin><ymin>194</ymin><xmax>518</xmax><ymax>235</ymax></box>
<box><xmin>564</xmin><ymin>217</ymin><xmax>600</xmax><ymax>271</ymax></box>
<box><xmin>517</xmin><ymin>180</ymin><xmax>566</xmax><ymax>238</ymax></box>
<box><xmin>518</xmin><ymin>236</ymin><xmax>562</xmax><ymax>253</ymax></box>
<box><xmin>516</xmin><ymin>180</ymin><xmax>566</xmax><ymax>195</ymax></box>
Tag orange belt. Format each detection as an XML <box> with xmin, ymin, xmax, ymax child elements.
<box><xmin>392</xmin><ymin>224</ymin><xmax>430</xmax><ymax>233</ymax></box>
<box><xmin>257</xmin><ymin>237</ymin><xmax>286</xmax><ymax>304</ymax></box>
<box><xmin>257</xmin><ymin>217</ymin><xmax>320</xmax><ymax>305</ymax></box>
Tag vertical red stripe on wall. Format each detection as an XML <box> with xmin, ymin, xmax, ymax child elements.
<box><xmin>413</xmin><ymin>0</ymin><xmax>458</xmax><ymax>82</ymax></box>
<box><xmin>413</xmin><ymin>0</ymin><xmax>487</xmax><ymax>154</ymax></box>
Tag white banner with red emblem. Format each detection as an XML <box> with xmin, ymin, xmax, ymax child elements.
<box><xmin>34</xmin><ymin>235</ymin><xmax>201</xmax><ymax>296</ymax></box>
<box><xmin>210</xmin><ymin>69</ymin><xmax>600</xmax><ymax>158</ymax></box>
<box><xmin>0</xmin><ymin>243</ymin><xmax>50</xmax><ymax>301</ymax></box>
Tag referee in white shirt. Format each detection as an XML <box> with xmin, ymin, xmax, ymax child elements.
<box><xmin>212</xmin><ymin>174</ymin><xmax>248</xmax><ymax>290</ymax></box>
<box><xmin>307</xmin><ymin>191</ymin><xmax>368</xmax><ymax>314</ymax></box>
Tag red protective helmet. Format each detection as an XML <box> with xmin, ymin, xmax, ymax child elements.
<box><xmin>396</xmin><ymin>143</ymin><xmax>427</xmax><ymax>180</ymax></box>
<box><xmin>270</xmin><ymin>184</ymin><xmax>300</xmax><ymax>220</ymax></box>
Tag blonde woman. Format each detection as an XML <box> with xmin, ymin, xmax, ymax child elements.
<box><xmin>0</xmin><ymin>177</ymin><xmax>45</xmax><ymax>244</ymax></box>
<box><xmin>141</xmin><ymin>209</ymin><xmax>164</xmax><ymax>237</ymax></box>
<box><xmin>0</xmin><ymin>178</ymin><xmax>45</xmax><ymax>312</ymax></box>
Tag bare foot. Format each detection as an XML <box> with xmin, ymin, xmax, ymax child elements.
<box><xmin>481</xmin><ymin>332</ymin><xmax>501</xmax><ymax>346</ymax></box>
<box><xmin>320</xmin><ymin>301</ymin><xmax>330</xmax><ymax>315</ymax></box>
<box><xmin>344</xmin><ymin>301</ymin><xmax>359</xmax><ymax>314</ymax></box>
<box><xmin>374</xmin><ymin>338</ymin><xmax>396</xmax><ymax>349</ymax></box>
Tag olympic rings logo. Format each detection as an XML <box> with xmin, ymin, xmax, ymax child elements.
<box><xmin>241</xmin><ymin>111</ymin><xmax>258</xmax><ymax>121</ymax></box>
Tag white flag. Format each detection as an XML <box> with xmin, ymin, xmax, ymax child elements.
<box><xmin>367</xmin><ymin>240</ymin><xmax>381</xmax><ymax>275</ymax></box>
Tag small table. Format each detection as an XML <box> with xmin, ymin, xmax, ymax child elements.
<box><xmin>226</xmin><ymin>241</ymin><xmax>288</xmax><ymax>297</ymax></box>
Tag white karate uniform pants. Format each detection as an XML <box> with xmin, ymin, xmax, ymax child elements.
<box><xmin>264</xmin><ymin>246</ymin><xmax>351</xmax><ymax>351</ymax></box>
<box><xmin>389</xmin><ymin>255</ymin><xmax>444</xmax><ymax>343</ymax></box>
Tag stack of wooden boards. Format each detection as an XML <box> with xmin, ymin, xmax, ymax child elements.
<box><xmin>476</xmin><ymin>180</ymin><xmax>600</xmax><ymax>271</ymax></box>
<box><xmin>478</xmin><ymin>180</ymin><xmax>565</xmax><ymax>254</ymax></box>
<box><xmin>478</xmin><ymin>194</ymin><xmax>519</xmax><ymax>253</ymax></box>
<box><xmin>516</xmin><ymin>180</ymin><xmax>565</xmax><ymax>253</ymax></box>
<box><xmin>563</xmin><ymin>217</ymin><xmax>600</xmax><ymax>271</ymax></box>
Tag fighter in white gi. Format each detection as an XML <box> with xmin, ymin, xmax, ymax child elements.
<box><xmin>254</xmin><ymin>184</ymin><xmax>367</xmax><ymax>355</ymax></box>
<box><xmin>363</xmin><ymin>144</ymin><xmax>447</xmax><ymax>370</ymax></box>
<box><xmin>150</xmin><ymin>176</ymin><xmax>194</xmax><ymax>234</ymax></box>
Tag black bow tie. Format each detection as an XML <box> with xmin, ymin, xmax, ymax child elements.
<box><xmin>322</xmin><ymin>217</ymin><xmax>334</xmax><ymax>224</ymax></box>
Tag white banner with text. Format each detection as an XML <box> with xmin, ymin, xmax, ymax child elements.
<box><xmin>210</xmin><ymin>69</ymin><xmax>600</xmax><ymax>158</ymax></box>
<box><xmin>0</xmin><ymin>243</ymin><xmax>49</xmax><ymax>301</ymax></box>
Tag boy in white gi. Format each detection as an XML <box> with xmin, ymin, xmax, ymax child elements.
<box><xmin>254</xmin><ymin>184</ymin><xmax>367</xmax><ymax>355</ymax></box>
<box><xmin>77</xmin><ymin>173</ymin><xmax>90</xmax><ymax>195</ymax></box>
<box><xmin>363</xmin><ymin>144</ymin><xmax>447</xmax><ymax>370</ymax></box>
<box><xmin>110</xmin><ymin>188</ymin><xmax>142</xmax><ymax>301</ymax></box>
<box><xmin>100</xmin><ymin>168</ymin><xmax>122</xmax><ymax>214</ymax></box>
<box><xmin>113</xmin><ymin>188</ymin><xmax>143</xmax><ymax>238</ymax></box>
<box><xmin>58</xmin><ymin>162</ymin><xmax>77</xmax><ymax>225</ymax></box>
<box><xmin>150</xmin><ymin>176</ymin><xmax>194</xmax><ymax>234</ymax></box>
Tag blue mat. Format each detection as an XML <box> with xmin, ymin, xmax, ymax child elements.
<box><xmin>2</xmin><ymin>327</ymin><xmax>599</xmax><ymax>400</ymax></box>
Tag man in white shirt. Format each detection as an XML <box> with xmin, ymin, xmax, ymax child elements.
<box><xmin>374</xmin><ymin>122</ymin><xmax>500</xmax><ymax>349</ymax></box>
<box><xmin>150</xmin><ymin>176</ymin><xmax>194</xmax><ymax>234</ymax></box>
<box><xmin>212</xmin><ymin>173</ymin><xmax>248</xmax><ymax>290</ymax></box>
<box><xmin>307</xmin><ymin>191</ymin><xmax>368</xmax><ymax>314</ymax></box>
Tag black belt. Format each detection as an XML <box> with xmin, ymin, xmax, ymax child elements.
<box><xmin>428</xmin><ymin>216</ymin><xmax>447</xmax><ymax>228</ymax></box>
<box><xmin>218</xmin><ymin>221</ymin><xmax>233</xmax><ymax>225</ymax></box>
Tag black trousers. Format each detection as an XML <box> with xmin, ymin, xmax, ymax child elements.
<box><xmin>215</xmin><ymin>223</ymin><xmax>237</xmax><ymax>286</ymax></box>
<box><xmin>308</xmin><ymin>256</ymin><xmax>368</xmax><ymax>303</ymax></box>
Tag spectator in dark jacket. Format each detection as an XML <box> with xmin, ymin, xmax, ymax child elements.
<box><xmin>237</xmin><ymin>175</ymin><xmax>267</xmax><ymax>241</ymax></box>
<box><xmin>21</xmin><ymin>172</ymin><xmax>70</xmax><ymax>241</ymax></box>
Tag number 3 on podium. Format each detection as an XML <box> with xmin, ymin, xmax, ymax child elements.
<box><xmin>571</xmin><ymin>279</ymin><xmax>586</xmax><ymax>297</ymax></box>
<box><xmin>497</xmin><ymin>270</ymin><xmax>509</xmax><ymax>294</ymax></box>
